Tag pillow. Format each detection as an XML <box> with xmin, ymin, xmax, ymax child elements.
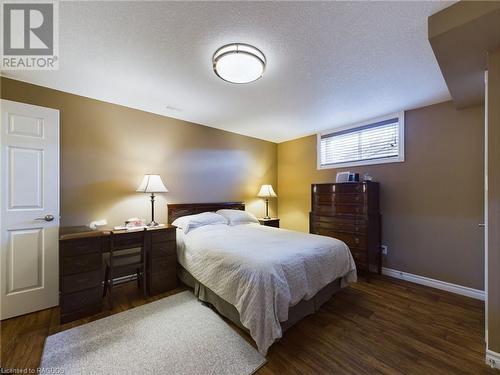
<box><xmin>172</xmin><ymin>212</ymin><xmax>228</xmax><ymax>234</ymax></box>
<box><xmin>216</xmin><ymin>209</ymin><xmax>260</xmax><ymax>226</ymax></box>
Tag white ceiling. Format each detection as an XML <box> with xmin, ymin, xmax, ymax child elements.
<box><xmin>5</xmin><ymin>1</ymin><xmax>453</xmax><ymax>143</ymax></box>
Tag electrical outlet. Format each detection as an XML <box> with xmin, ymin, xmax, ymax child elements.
<box><xmin>381</xmin><ymin>245</ymin><xmax>388</xmax><ymax>255</ymax></box>
<box><xmin>487</xmin><ymin>357</ymin><xmax>497</xmax><ymax>369</ymax></box>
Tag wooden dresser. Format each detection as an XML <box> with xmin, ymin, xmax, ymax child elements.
<box><xmin>309</xmin><ymin>182</ymin><xmax>381</xmax><ymax>275</ymax></box>
<box><xmin>59</xmin><ymin>226</ymin><xmax>177</xmax><ymax>323</ymax></box>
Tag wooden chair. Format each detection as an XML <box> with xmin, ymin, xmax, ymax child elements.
<box><xmin>103</xmin><ymin>229</ymin><xmax>147</xmax><ymax>308</ymax></box>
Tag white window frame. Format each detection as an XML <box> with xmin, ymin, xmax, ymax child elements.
<box><xmin>317</xmin><ymin>111</ymin><xmax>405</xmax><ymax>170</ymax></box>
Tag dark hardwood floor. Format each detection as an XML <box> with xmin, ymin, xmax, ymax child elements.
<box><xmin>1</xmin><ymin>275</ymin><xmax>495</xmax><ymax>374</ymax></box>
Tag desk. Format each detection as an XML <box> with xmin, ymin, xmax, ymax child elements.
<box><xmin>59</xmin><ymin>225</ymin><xmax>177</xmax><ymax>323</ymax></box>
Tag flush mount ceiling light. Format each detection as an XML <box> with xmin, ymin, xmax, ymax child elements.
<box><xmin>212</xmin><ymin>43</ymin><xmax>266</xmax><ymax>84</ymax></box>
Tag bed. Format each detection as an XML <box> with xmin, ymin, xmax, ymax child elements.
<box><xmin>168</xmin><ymin>202</ymin><xmax>357</xmax><ymax>355</ymax></box>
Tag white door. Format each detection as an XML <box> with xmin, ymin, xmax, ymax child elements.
<box><xmin>0</xmin><ymin>99</ymin><xmax>59</xmax><ymax>320</ymax></box>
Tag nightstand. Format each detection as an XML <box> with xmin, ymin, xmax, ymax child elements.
<box><xmin>258</xmin><ymin>218</ymin><xmax>280</xmax><ymax>228</ymax></box>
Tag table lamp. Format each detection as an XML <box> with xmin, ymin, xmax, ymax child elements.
<box><xmin>257</xmin><ymin>184</ymin><xmax>277</xmax><ymax>220</ymax></box>
<box><xmin>136</xmin><ymin>174</ymin><xmax>169</xmax><ymax>226</ymax></box>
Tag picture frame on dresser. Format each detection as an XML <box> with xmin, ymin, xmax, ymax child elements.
<box><xmin>309</xmin><ymin>181</ymin><xmax>381</xmax><ymax>279</ymax></box>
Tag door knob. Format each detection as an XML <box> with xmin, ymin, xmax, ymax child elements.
<box><xmin>34</xmin><ymin>214</ymin><xmax>55</xmax><ymax>222</ymax></box>
<box><xmin>478</xmin><ymin>223</ymin><xmax>486</xmax><ymax>228</ymax></box>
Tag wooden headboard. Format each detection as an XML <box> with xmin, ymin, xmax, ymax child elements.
<box><xmin>167</xmin><ymin>202</ymin><xmax>245</xmax><ymax>224</ymax></box>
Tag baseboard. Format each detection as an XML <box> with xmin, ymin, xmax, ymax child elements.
<box><xmin>381</xmin><ymin>267</ymin><xmax>485</xmax><ymax>301</ymax></box>
<box><xmin>486</xmin><ymin>349</ymin><xmax>500</xmax><ymax>370</ymax></box>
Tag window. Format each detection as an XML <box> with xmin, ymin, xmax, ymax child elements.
<box><xmin>318</xmin><ymin>112</ymin><xmax>404</xmax><ymax>169</ymax></box>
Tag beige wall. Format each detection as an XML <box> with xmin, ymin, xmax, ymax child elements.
<box><xmin>1</xmin><ymin>78</ymin><xmax>486</xmax><ymax>292</ymax></box>
<box><xmin>278</xmin><ymin>101</ymin><xmax>485</xmax><ymax>290</ymax></box>
<box><xmin>1</xmin><ymin>78</ymin><xmax>277</xmax><ymax>226</ymax></box>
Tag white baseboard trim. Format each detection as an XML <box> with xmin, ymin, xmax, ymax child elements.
<box><xmin>486</xmin><ymin>349</ymin><xmax>500</xmax><ymax>370</ymax></box>
<box><xmin>381</xmin><ymin>267</ymin><xmax>485</xmax><ymax>301</ymax></box>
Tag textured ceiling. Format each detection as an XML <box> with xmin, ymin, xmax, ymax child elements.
<box><xmin>4</xmin><ymin>1</ymin><xmax>453</xmax><ymax>143</ymax></box>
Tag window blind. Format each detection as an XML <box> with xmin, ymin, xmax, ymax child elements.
<box><xmin>320</xmin><ymin>117</ymin><xmax>400</xmax><ymax>167</ymax></box>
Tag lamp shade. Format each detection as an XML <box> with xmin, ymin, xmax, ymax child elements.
<box><xmin>136</xmin><ymin>174</ymin><xmax>169</xmax><ymax>193</ymax></box>
<box><xmin>257</xmin><ymin>184</ymin><xmax>277</xmax><ymax>198</ymax></box>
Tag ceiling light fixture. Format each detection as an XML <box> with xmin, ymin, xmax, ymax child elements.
<box><xmin>212</xmin><ymin>43</ymin><xmax>266</xmax><ymax>84</ymax></box>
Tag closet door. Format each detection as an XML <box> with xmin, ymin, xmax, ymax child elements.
<box><xmin>1</xmin><ymin>100</ymin><xmax>60</xmax><ymax>319</ymax></box>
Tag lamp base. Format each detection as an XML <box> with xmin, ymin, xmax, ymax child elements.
<box><xmin>147</xmin><ymin>220</ymin><xmax>160</xmax><ymax>227</ymax></box>
<box><xmin>263</xmin><ymin>198</ymin><xmax>271</xmax><ymax>221</ymax></box>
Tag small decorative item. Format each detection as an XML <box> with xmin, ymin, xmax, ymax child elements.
<box><xmin>89</xmin><ymin>219</ymin><xmax>107</xmax><ymax>230</ymax></box>
<box><xmin>257</xmin><ymin>184</ymin><xmax>277</xmax><ymax>220</ymax></box>
<box><xmin>363</xmin><ymin>173</ymin><xmax>374</xmax><ymax>181</ymax></box>
<box><xmin>125</xmin><ymin>217</ymin><xmax>146</xmax><ymax>228</ymax></box>
<box><xmin>336</xmin><ymin>172</ymin><xmax>350</xmax><ymax>183</ymax></box>
<box><xmin>136</xmin><ymin>174</ymin><xmax>169</xmax><ymax>226</ymax></box>
<box><xmin>348</xmin><ymin>173</ymin><xmax>360</xmax><ymax>182</ymax></box>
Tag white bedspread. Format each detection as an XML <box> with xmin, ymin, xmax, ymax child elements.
<box><xmin>176</xmin><ymin>223</ymin><xmax>356</xmax><ymax>355</ymax></box>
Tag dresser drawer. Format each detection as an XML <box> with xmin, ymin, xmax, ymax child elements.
<box><xmin>313</xmin><ymin>184</ymin><xmax>335</xmax><ymax>194</ymax></box>
<box><xmin>333</xmin><ymin>232</ymin><xmax>367</xmax><ymax>248</ymax></box>
<box><xmin>149</xmin><ymin>252</ymin><xmax>176</xmax><ymax>295</ymax></box>
<box><xmin>314</xmin><ymin>192</ymin><xmax>365</xmax><ymax>205</ymax></box>
<box><xmin>314</xmin><ymin>229</ymin><xmax>367</xmax><ymax>248</ymax></box>
<box><xmin>151</xmin><ymin>240</ymin><xmax>176</xmax><ymax>258</ymax></box>
<box><xmin>335</xmin><ymin>193</ymin><xmax>365</xmax><ymax>204</ymax></box>
<box><xmin>112</xmin><ymin>231</ymin><xmax>145</xmax><ymax>248</ymax></box>
<box><xmin>349</xmin><ymin>247</ymin><xmax>367</xmax><ymax>263</ymax></box>
<box><xmin>312</xmin><ymin>203</ymin><xmax>367</xmax><ymax>217</ymax></box>
<box><xmin>151</xmin><ymin>254</ymin><xmax>176</xmax><ymax>273</ymax></box>
<box><xmin>313</xmin><ymin>193</ymin><xmax>335</xmax><ymax>206</ymax></box>
<box><xmin>353</xmin><ymin>257</ymin><xmax>368</xmax><ymax>271</ymax></box>
<box><xmin>312</xmin><ymin>217</ymin><xmax>367</xmax><ymax>233</ymax></box>
<box><xmin>333</xmin><ymin>183</ymin><xmax>366</xmax><ymax>194</ymax></box>
<box><xmin>149</xmin><ymin>271</ymin><xmax>177</xmax><ymax>294</ymax></box>
<box><xmin>60</xmin><ymin>237</ymin><xmax>102</xmax><ymax>257</ymax></box>
<box><xmin>312</xmin><ymin>204</ymin><xmax>336</xmax><ymax>215</ymax></box>
<box><xmin>61</xmin><ymin>269</ymin><xmax>102</xmax><ymax>294</ymax></box>
<box><xmin>334</xmin><ymin>204</ymin><xmax>367</xmax><ymax>216</ymax></box>
<box><xmin>60</xmin><ymin>287</ymin><xmax>101</xmax><ymax>313</ymax></box>
<box><xmin>151</xmin><ymin>230</ymin><xmax>175</xmax><ymax>243</ymax></box>
<box><xmin>62</xmin><ymin>253</ymin><xmax>102</xmax><ymax>275</ymax></box>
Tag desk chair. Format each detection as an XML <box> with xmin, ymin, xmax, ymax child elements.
<box><xmin>103</xmin><ymin>229</ymin><xmax>147</xmax><ymax>308</ymax></box>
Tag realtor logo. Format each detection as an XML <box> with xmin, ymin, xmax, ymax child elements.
<box><xmin>1</xmin><ymin>1</ymin><xmax>59</xmax><ymax>70</ymax></box>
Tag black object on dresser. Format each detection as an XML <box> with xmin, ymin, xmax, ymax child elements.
<box><xmin>59</xmin><ymin>225</ymin><xmax>177</xmax><ymax>324</ymax></box>
<box><xmin>258</xmin><ymin>218</ymin><xmax>280</xmax><ymax>228</ymax></box>
<box><xmin>309</xmin><ymin>182</ymin><xmax>381</xmax><ymax>275</ymax></box>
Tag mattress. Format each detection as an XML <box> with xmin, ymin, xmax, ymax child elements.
<box><xmin>176</xmin><ymin>223</ymin><xmax>356</xmax><ymax>354</ymax></box>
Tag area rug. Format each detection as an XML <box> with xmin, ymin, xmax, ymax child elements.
<box><xmin>40</xmin><ymin>291</ymin><xmax>266</xmax><ymax>375</ymax></box>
